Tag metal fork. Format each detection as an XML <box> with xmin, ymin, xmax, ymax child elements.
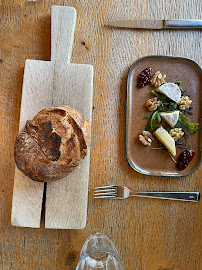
<box><xmin>94</xmin><ymin>185</ymin><xmax>200</xmax><ymax>202</ymax></box>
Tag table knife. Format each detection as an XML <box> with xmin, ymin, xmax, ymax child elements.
<box><xmin>105</xmin><ymin>19</ymin><xmax>202</xmax><ymax>29</ymax></box>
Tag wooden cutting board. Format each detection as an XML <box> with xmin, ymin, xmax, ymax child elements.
<box><xmin>11</xmin><ymin>6</ymin><xmax>93</xmax><ymax>229</ymax></box>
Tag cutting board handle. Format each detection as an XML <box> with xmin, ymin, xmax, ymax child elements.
<box><xmin>51</xmin><ymin>6</ymin><xmax>77</xmax><ymax>64</ymax></box>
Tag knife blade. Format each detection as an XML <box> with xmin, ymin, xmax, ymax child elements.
<box><xmin>105</xmin><ymin>19</ymin><xmax>202</xmax><ymax>29</ymax></box>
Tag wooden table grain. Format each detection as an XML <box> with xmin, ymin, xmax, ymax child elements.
<box><xmin>0</xmin><ymin>0</ymin><xmax>201</xmax><ymax>269</ymax></box>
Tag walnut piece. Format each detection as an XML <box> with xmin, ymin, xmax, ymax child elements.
<box><xmin>139</xmin><ymin>130</ymin><xmax>153</xmax><ymax>146</ymax></box>
<box><xmin>178</xmin><ymin>96</ymin><xmax>192</xmax><ymax>110</ymax></box>
<box><xmin>145</xmin><ymin>97</ymin><xmax>160</xmax><ymax>111</ymax></box>
<box><xmin>150</xmin><ymin>71</ymin><xmax>166</xmax><ymax>87</ymax></box>
<box><xmin>169</xmin><ymin>128</ymin><xmax>184</xmax><ymax>141</ymax></box>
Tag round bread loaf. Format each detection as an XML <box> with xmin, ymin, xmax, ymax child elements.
<box><xmin>14</xmin><ymin>106</ymin><xmax>91</xmax><ymax>182</ymax></box>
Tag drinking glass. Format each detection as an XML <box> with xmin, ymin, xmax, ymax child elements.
<box><xmin>76</xmin><ymin>233</ymin><xmax>125</xmax><ymax>270</ymax></box>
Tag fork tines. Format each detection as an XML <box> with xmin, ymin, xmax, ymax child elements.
<box><xmin>94</xmin><ymin>185</ymin><xmax>117</xmax><ymax>198</ymax></box>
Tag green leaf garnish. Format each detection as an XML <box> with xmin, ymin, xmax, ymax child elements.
<box><xmin>145</xmin><ymin>121</ymin><xmax>151</xmax><ymax>131</ymax></box>
<box><xmin>176</xmin><ymin>112</ymin><xmax>199</xmax><ymax>137</ymax></box>
<box><xmin>152</xmin><ymin>90</ymin><xmax>162</xmax><ymax>99</ymax></box>
<box><xmin>150</xmin><ymin>111</ymin><xmax>161</xmax><ymax>131</ymax></box>
<box><xmin>175</xmin><ymin>81</ymin><xmax>183</xmax><ymax>85</ymax></box>
<box><xmin>152</xmin><ymin>90</ymin><xmax>168</xmax><ymax>102</ymax></box>
<box><xmin>143</xmin><ymin>115</ymin><xmax>152</xmax><ymax>120</ymax></box>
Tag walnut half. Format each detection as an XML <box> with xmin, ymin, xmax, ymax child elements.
<box><xmin>169</xmin><ymin>128</ymin><xmax>184</xmax><ymax>141</ymax></box>
<box><xmin>145</xmin><ymin>97</ymin><xmax>161</xmax><ymax>111</ymax></box>
<box><xmin>139</xmin><ymin>130</ymin><xmax>153</xmax><ymax>146</ymax></box>
<box><xmin>178</xmin><ymin>96</ymin><xmax>192</xmax><ymax>110</ymax></box>
<box><xmin>150</xmin><ymin>71</ymin><xmax>166</xmax><ymax>87</ymax></box>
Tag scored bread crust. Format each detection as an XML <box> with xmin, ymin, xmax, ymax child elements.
<box><xmin>14</xmin><ymin>106</ymin><xmax>91</xmax><ymax>182</ymax></box>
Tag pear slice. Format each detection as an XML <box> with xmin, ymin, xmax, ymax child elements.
<box><xmin>156</xmin><ymin>83</ymin><xmax>181</xmax><ymax>103</ymax></box>
<box><xmin>153</xmin><ymin>126</ymin><xmax>176</xmax><ymax>156</ymax></box>
<box><xmin>159</xmin><ymin>111</ymin><xmax>179</xmax><ymax>127</ymax></box>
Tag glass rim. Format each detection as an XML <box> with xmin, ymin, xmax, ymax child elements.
<box><xmin>76</xmin><ymin>247</ymin><xmax>125</xmax><ymax>269</ymax></box>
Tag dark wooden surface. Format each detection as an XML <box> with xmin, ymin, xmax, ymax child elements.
<box><xmin>0</xmin><ymin>0</ymin><xmax>201</xmax><ymax>269</ymax></box>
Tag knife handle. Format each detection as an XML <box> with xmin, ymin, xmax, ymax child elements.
<box><xmin>164</xmin><ymin>19</ymin><xmax>202</xmax><ymax>29</ymax></box>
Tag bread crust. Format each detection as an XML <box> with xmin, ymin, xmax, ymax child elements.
<box><xmin>14</xmin><ymin>106</ymin><xmax>91</xmax><ymax>182</ymax></box>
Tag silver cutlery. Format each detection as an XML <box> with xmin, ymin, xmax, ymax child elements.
<box><xmin>94</xmin><ymin>185</ymin><xmax>200</xmax><ymax>202</ymax></box>
<box><xmin>106</xmin><ymin>19</ymin><xmax>202</xmax><ymax>30</ymax></box>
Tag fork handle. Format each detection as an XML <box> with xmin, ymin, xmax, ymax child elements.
<box><xmin>130</xmin><ymin>192</ymin><xmax>200</xmax><ymax>202</ymax></box>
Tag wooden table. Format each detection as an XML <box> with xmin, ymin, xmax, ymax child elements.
<box><xmin>0</xmin><ymin>0</ymin><xmax>201</xmax><ymax>269</ymax></box>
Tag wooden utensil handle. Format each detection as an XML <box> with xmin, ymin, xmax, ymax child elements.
<box><xmin>51</xmin><ymin>6</ymin><xmax>77</xmax><ymax>64</ymax></box>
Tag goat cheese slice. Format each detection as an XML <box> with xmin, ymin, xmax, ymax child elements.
<box><xmin>159</xmin><ymin>111</ymin><xmax>179</xmax><ymax>127</ymax></box>
<box><xmin>156</xmin><ymin>83</ymin><xmax>181</xmax><ymax>103</ymax></box>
